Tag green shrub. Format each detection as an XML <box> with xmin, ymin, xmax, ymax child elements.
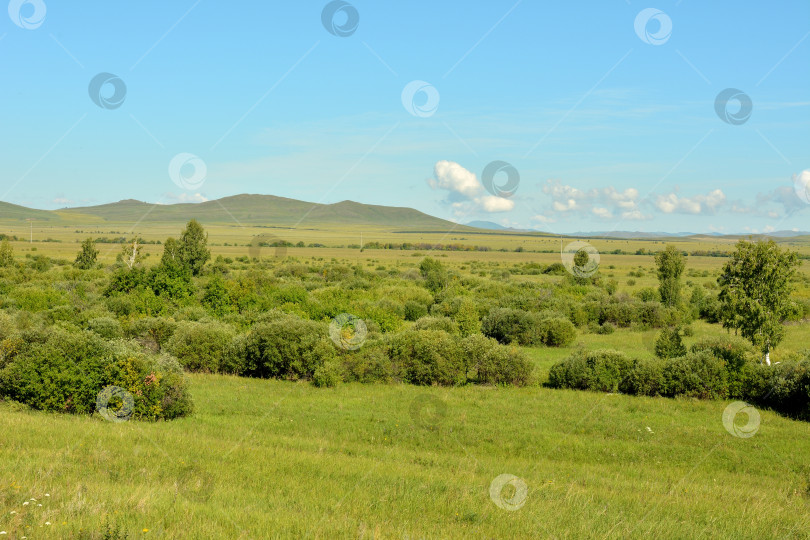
<box><xmin>312</xmin><ymin>360</ymin><xmax>342</xmax><ymax>388</ymax></box>
<box><xmin>635</xmin><ymin>287</ymin><xmax>658</xmax><ymax>303</ymax></box>
<box><xmin>412</xmin><ymin>316</ymin><xmax>460</xmax><ymax>335</ymax></box>
<box><xmin>690</xmin><ymin>334</ymin><xmax>755</xmax><ymax>372</ymax></box>
<box><xmin>462</xmin><ymin>334</ymin><xmax>533</xmax><ymax>386</ymax></box>
<box><xmin>165</xmin><ymin>321</ymin><xmax>236</xmax><ymax>373</ymax></box>
<box><xmin>620</xmin><ymin>358</ymin><xmax>665</xmax><ymax>396</ymax></box>
<box><xmin>127</xmin><ymin>317</ymin><xmax>178</xmax><ymax>352</ymax></box>
<box><xmin>87</xmin><ymin>317</ymin><xmax>123</xmax><ymax>340</ymax></box>
<box><xmin>539</xmin><ymin>317</ymin><xmax>576</xmax><ymax>347</ymax></box>
<box><xmin>404</xmin><ymin>300</ymin><xmax>428</xmax><ymax>321</ymax></box>
<box><xmin>388</xmin><ymin>330</ymin><xmax>467</xmax><ymax>386</ymax></box>
<box><xmin>233</xmin><ymin>315</ymin><xmax>336</xmax><ymax>380</ymax></box>
<box><xmin>548</xmin><ymin>349</ymin><xmax>632</xmax><ymax>392</ymax></box>
<box><xmin>453</xmin><ymin>297</ymin><xmax>481</xmax><ymax>337</ymax></box>
<box><xmin>11</xmin><ymin>287</ymin><xmax>66</xmax><ymax>312</ymax></box>
<box><xmin>661</xmin><ymin>351</ymin><xmax>728</xmax><ymax>399</ymax></box>
<box><xmin>738</xmin><ymin>357</ymin><xmax>810</xmax><ymax>420</ymax></box>
<box><xmin>339</xmin><ymin>342</ymin><xmax>395</xmax><ymax>384</ymax></box>
<box><xmin>481</xmin><ymin>308</ymin><xmax>542</xmax><ymax>346</ymax></box>
<box><xmin>0</xmin><ymin>327</ymin><xmax>192</xmax><ymax>420</ymax></box>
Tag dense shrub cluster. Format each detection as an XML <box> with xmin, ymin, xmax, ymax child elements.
<box><xmin>0</xmin><ymin>325</ymin><xmax>192</xmax><ymax>420</ymax></box>
<box><xmin>481</xmin><ymin>308</ymin><xmax>576</xmax><ymax>347</ymax></box>
<box><xmin>548</xmin><ymin>335</ymin><xmax>810</xmax><ymax>420</ymax></box>
<box><xmin>2</xmin><ymin>222</ymin><xmax>806</xmax><ymax>422</ymax></box>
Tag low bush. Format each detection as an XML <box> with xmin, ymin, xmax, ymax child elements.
<box><xmin>0</xmin><ymin>327</ymin><xmax>192</xmax><ymax>420</ymax></box>
<box><xmin>462</xmin><ymin>334</ymin><xmax>533</xmax><ymax>386</ymax></box>
<box><xmin>654</xmin><ymin>327</ymin><xmax>687</xmax><ymax>359</ymax></box>
<box><xmin>388</xmin><ymin>329</ymin><xmax>467</xmax><ymax>386</ymax></box>
<box><xmin>412</xmin><ymin>316</ymin><xmax>460</xmax><ymax>335</ymax></box>
<box><xmin>538</xmin><ymin>317</ymin><xmax>576</xmax><ymax>347</ymax></box>
<box><xmin>230</xmin><ymin>314</ymin><xmax>336</xmax><ymax>380</ymax></box>
<box><xmin>86</xmin><ymin>317</ymin><xmax>123</xmax><ymax>340</ymax></box>
<box><xmin>690</xmin><ymin>334</ymin><xmax>756</xmax><ymax>372</ymax></box>
<box><xmin>620</xmin><ymin>357</ymin><xmax>665</xmax><ymax>396</ymax></box>
<box><xmin>548</xmin><ymin>349</ymin><xmax>632</xmax><ymax>392</ymax></box>
<box><xmin>660</xmin><ymin>351</ymin><xmax>728</xmax><ymax>399</ymax></box>
<box><xmin>404</xmin><ymin>300</ymin><xmax>428</xmax><ymax>321</ymax></box>
<box><xmin>482</xmin><ymin>308</ymin><xmax>541</xmax><ymax>346</ymax></box>
<box><xmin>165</xmin><ymin>320</ymin><xmax>236</xmax><ymax>373</ymax></box>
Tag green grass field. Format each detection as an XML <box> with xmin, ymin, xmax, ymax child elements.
<box><xmin>2</xmin><ymin>372</ymin><xmax>809</xmax><ymax>539</ymax></box>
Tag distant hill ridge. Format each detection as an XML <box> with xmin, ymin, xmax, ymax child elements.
<box><xmin>1</xmin><ymin>196</ymin><xmax>808</xmax><ymax>239</ymax></box>
<box><xmin>0</xmin><ymin>195</ymin><xmax>466</xmax><ymax>231</ymax></box>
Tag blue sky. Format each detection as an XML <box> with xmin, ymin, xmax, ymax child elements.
<box><xmin>1</xmin><ymin>0</ymin><xmax>808</xmax><ymax>233</ymax></box>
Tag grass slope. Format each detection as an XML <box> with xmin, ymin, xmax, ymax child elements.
<box><xmin>1</xmin><ymin>374</ymin><xmax>808</xmax><ymax>538</ymax></box>
<box><xmin>0</xmin><ymin>202</ymin><xmax>60</xmax><ymax>222</ymax></box>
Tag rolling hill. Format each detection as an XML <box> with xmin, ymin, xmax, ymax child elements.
<box><xmin>1</xmin><ymin>195</ymin><xmax>467</xmax><ymax>231</ymax></box>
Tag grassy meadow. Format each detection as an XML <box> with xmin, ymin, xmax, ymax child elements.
<box><xmin>1</xmin><ymin>217</ymin><xmax>810</xmax><ymax>539</ymax></box>
<box><xmin>3</xmin><ymin>373</ymin><xmax>810</xmax><ymax>539</ymax></box>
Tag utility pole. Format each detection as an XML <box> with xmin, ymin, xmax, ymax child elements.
<box><xmin>26</xmin><ymin>218</ymin><xmax>34</xmax><ymax>243</ymax></box>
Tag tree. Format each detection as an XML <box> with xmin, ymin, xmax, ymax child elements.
<box><xmin>0</xmin><ymin>238</ymin><xmax>14</xmax><ymax>267</ymax></box>
<box><xmin>654</xmin><ymin>327</ymin><xmax>687</xmax><ymax>359</ymax></box>
<box><xmin>454</xmin><ymin>297</ymin><xmax>481</xmax><ymax>337</ymax></box>
<box><xmin>202</xmin><ymin>275</ymin><xmax>232</xmax><ymax>316</ymax></box>
<box><xmin>161</xmin><ymin>237</ymin><xmax>182</xmax><ymax>265</ymax></box>
<box><xmin>118</xmin><ymin>237</ymin><xmax>144</xmax><ymax>269</ymax></box>
<box><xmin>573</xmin><ymin>249</ymin><xmax>590</xmax><ymax>268</ymax></box>
<box><xmin>74</xmin><ymin>238</ymin><xmax>99</xmax><ymax>269</ymax></box>
<box><xmin>179</xmin><ymin>219</ymin><xmax>210</xmax><ymax>276</ymax></box>
<box><xmin>152</xmin><ymin>237</ymin><xmax>194</xmax><ymax>299</ymax></box>
<box><xmin>655</xmin><ymin>245</ymin><xmax>685</xmax><ymax>307</ymax></box>
<box><xmin>718</xmin><ymin>239</ymin><xmax>800</xmax><ymax>364</ymax></box>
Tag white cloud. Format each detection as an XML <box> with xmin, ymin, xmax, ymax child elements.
<box><xmin>553</xmin><ymin>199</ymin><xmax>577</xmax><ymax>212</ymax></box>
<box><xmin>654</xmin><ymin>189</ymin><xmax>725</xmax><ymax>215</ymax></box>
<box><xmin>621</xmin><ymin>209</ymin><xmax>650</xmax><ymax>220</ymax></box>
<box><xmin>542</xmin><ymin>179</ymin><xmax>641</xmax><ymax>217</ymax></box>
<box><xmin>477</xmin><ymin>195</ymin><xmax>515</xmax><ymax>212</ymax></box>
<box><xmin>431</xmin><ymin>160</ymin><xmax>515</xmax><ymax>214</ymax></box>
<box><xmin>531</xmin><ymin>214</ymin><xmax>556</xmax><ymax>224</ymax></box>
<box><xmin>429</xmin><ymin>160</ymin><xmax>482</xmax><ymax>199</ymax></box>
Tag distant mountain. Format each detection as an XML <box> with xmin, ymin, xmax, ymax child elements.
<box><xmin>569</xmin><ymin>230</ymin><xmax>810</xmax><ymax>239</ymax></box>
<box><xmin>2</xmin><ymin>196</ymin><xmax>808</xmax><ymax>239</ymax></box>
<box><xmin>467</xmin><ymin>220</ymin><xmax>507</xmax><ymax>230</ymax></box>
<box><xmin>0</xmin><ymin>195</ymin><xmax>466</xmax><ymax>231</ymax></box>
<box><xmin>570</xmin><ymin>231</ymin><xmax>696</xmax><ymax>239</ymax></box>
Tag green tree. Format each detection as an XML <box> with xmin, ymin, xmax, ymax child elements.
<box><xmin>718</xmin><ymin>239</ymin><xmax>800</xmax><ymax>364</ymax></box>
<box><xmin>655</xmin><ymin>245</ymin><xmax>686</xmax><ymax>307</ymax></box>
<box><xmin>74</xmin><ymin>238</ymin><xmax>99</xmax><ymax>270</ymax></box>
<box><xmin>179</xmin><ymin>219</ymin><xmax>210</xmax><ymax>276</ymax></box>
<box><xmin>0</xmin><ymin>238</ymin><xmax>14</xmax><ymax>267</ymax></box>
<box><xmin>573</xmin><ymin>249</ymin><xmax>589</xmax><ymax>268</ymax></box>
<box><xmin>453</xmin><ymin>297</ymin><xmax>481</xmax><ymax>337</ymax></box>
<box><xmin>654</xmin><ymin>327</ymin><xmax>687</xmax><ymax>359</ymax></box>
<box><xmin>203</xmin><ymin>275</ymin><xmax>232</xmax><ymax>316</ymax></box>
<box><xmin>419</xmin><ymin>257</ymin><xmax>447</xmax><ymax>293</ymax></box>
<box><xmin>151</xmin><ymin>238</ymin><xmax>194</xmax><ymax>299</ymax></box>
<box><xmin>161</xmin><ymin>237</ymin><xmax>181</xmax><ymax>265</ymax></box>
<box><xmin>118</xmin><ymin>237</ymin><xmax>144</xmax><ymax>269</ymax></box>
